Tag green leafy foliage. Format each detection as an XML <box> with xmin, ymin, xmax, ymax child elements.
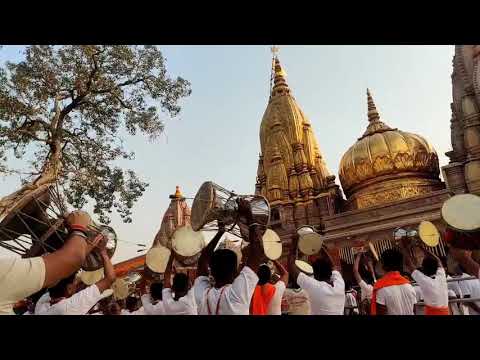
<box><xmin>0</xmin><ymin>46</ymin><xmax>191</xmax><ymax>223</ymax></box>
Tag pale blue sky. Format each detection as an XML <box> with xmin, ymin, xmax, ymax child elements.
<box><xmin>0</xmin><ymin>45</ymin><xmax>455</xmax><ymax>262</ymax></box>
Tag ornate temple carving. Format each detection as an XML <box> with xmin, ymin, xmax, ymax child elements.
<box><xmin>443</xmin><ymin>45</ymin><xmax>480</xmax><ymax>195</ymax></box>
<box><xmin>338</xmin><ymin>89</ymin><xmax>444</xmax><ymax>210</ymax></box>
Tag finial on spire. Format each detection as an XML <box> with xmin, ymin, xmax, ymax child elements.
<box><xmin>271</xmin><ymin>45</ymin><xmax>279</xmax><ymax>58</ymax></box>
<box><xmin>367</xmin><ymin>88</ymin><xmax>380</xmax><ymax>122</ymax></box>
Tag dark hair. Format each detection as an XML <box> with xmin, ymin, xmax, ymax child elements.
<box><xmin>312</xmin><ymin>258</ymin><xmax>332</xmax><ymax>281</ymax></box>
<box><xmin>210</xmin><ymin>249</ymin><xmax>238</xmax><ymax>283</ymax></box>
<box><xmin>150</xmin><ymin>282</ymin><xmax>163</xmax><ymax>301</ymax></box>
<box><xmin>257</xmin><ymin>264</ymin><xmax>272</xmax><ymax>285</ymax></box>
<box><xmin>381</xmin><ymin>248</ymin><xmax>404</xmax><ymax>272</ymax></box>
<box><xmin>422</xmin><ymin>256</ymin><xmax>438</xmax><ymax>277</ymax></box>
<box><xmin>49</xmin><ymin>273</ymin><xmax>77</xmax><ymax>299</ymax></box>
<box><xmin>125</xmin><ymin>296</ymin><xmax>138</xmax><ymax>312</ymax></box>
<box><xmin>172</xmin><ymin>273</ymin><xmax>189</xmax><ymax>295</ymax></box>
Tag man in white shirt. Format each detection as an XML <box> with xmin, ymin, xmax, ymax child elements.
<box><xmin>121</xmin><ymin>296</ymin><xmax>145</xmax><ymax>315</ymax></box>
<box><xmin>371</xmin><ymin>247</ymin><xmax>417</xmax><ymax>315</ymax></box>
<box><xmin>37</xmin><ymin>244</ymin><xmax>116</xmax><ymax>315</ymax></box>
<box><xmin>401</xmin><ymin>245</ymin><xmax>449</xmax><ymax>315</ymax></box>
<box><xmin>0</xmin><ymin>210</ymin><xmax>102</xmax><ymax>315</ymax></box>
<box><xmin>193</xmin><ymin>199</ymin><xmax>264</xmax><ymax>315</ymax></box>
<box><xmin>282</xmin><ymin>282</ymin><xmax>311</xmax><ymax>315</ymax></box>
<box><xmin>161</xmin><ymin>252</ymin><xmax>197</xmax><ymax>315</ymax></box>
<box><xmin>353</xmin><ymin>253</ymin><xmax>375</xmax><ymax>315</ymax></box>
<box><xmin>141</xmin><ymin>282</ymin><xmax>165</xmax><ymax>315</ymax></box>
<box><xmin>288</xmin><ymin>234</ymin><xmax>345</xmax><ymax>315</ymax></box>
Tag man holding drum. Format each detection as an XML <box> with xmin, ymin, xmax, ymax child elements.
<box><xmin>193</xmin><ymin>199</ymin><xmax>264</xmax><ymax>315</ymax></box>
<box><xmin>0</xmin><ymin>210</ymin><xmax>103</xmax><ymax>315</ymax></box>
<box><xmin>288</xmin><ymin>234</ymin><xmax>345</xmax><ymax>315</ymax></box>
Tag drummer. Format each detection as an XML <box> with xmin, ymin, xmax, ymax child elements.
<box><xmin>399</xmin><ymin>239</ymin><xmax>449</xmax><ymax>315</ymax></box>
<box><xmin>353</xmin><ymin>253</ymin><xmax>375</xmax><ymax>315</ymax></box>
<box><xmin>36</xmin><ymin>239</ymin><xmax>116</xmax><ymax>315</ymax></box>
<box><xmin>141</xmin><ymin>282</ymin><xmax>165</xmax><ymax>315</ymax></box>
<box><xmin>370</xmin><ymin>248</ymin><xmax>417</xmax><ymax>315</ymax></box>
<box><xmin>288</xmin><ymin>234</ymin><xmax>345</xmax><ymax>315</ymax></box>
<box><xmin>193</xmin><ymin>199</ymin><xmax>264</xmax><ymax>315</ymax></box>
<box><xmin>250</xmin><ymin>260</ymin><xmax>288</xmax><ymax>315</ymax></box>
<box><xmin>0</xmin><ymin>210</ymin><xmax>102</xmax><ymax>315</ymax></box>
<box><xmin>161</xmin><ymin>252</ymin><xmax>197</xmax><ymax>315</ymax></box>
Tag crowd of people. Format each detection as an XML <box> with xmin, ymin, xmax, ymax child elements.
<box><xmin>1</xmin><ymin>202</ymin><xmax>480</xmax><ymax>316</ymax></box>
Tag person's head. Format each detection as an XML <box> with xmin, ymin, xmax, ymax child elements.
<box><xmin>210</xmin><ymin>249</ymin><xmax>238</xmax><ymax>285</ymax></box>
<box><xmin>422</xmin><ymin>256</ymin><xmax>439</xmax><ymax>277</ymax></box>
<box><xmin>381</xmin><ymin>248</ymin><xmax>404</xmax><ymax>273</ymax></box>
<box><xmin>172</xmin><ymin>273</ymin><xmax>190</xmax><ymax>297</ymax></box>
<box><xmin>257</xmin><ymin>264</ymin><xmax>272</xmax><ymax>285</ymax></box>
<box><xmin>48</xmin><ymin>273</ymin><xmax>77</xmax><ymax>299</ymax></box>
<box><xmin>312</xmin><ymin>258</ymin><xmax>333</xmax><ymax>282</ymax></box>
<box><xmin>107</xmin><ymin>301</ymin><xmax>121</xmax><ymax>315</ymax></box>
<box><xmin>150</xmin><ymin>282</ymin><xmax>163</xmax><ymax>301</ymax></box>
<box><xmin>125</xmin><ymin>296</ymin><xmax>139</xmax><ymax>312</ymax></box>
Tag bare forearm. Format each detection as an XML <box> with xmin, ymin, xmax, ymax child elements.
<box><xmin>245</xmin><ymin>226</ymin><xmax>264</xmax><ymax>272</ymax></box>
<box><xmin>42</xmin><ymin>234</ymin><xmax>89</xmax><ymax>288</ymax></box>
<box><xmin>197</xmin><ymin>229</ymin><xmax>225</xmax><ymax>276</ymax></box>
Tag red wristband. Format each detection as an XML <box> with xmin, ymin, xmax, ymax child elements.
<box><xmin>69</xmin><ymin>224</ymin><xmax>88</xmax><ymax>232</ymax></box>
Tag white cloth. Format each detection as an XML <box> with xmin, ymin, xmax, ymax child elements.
<box><xmin>38</xmin><ymin>285</ymin><xmax>102</xmax><ymax>315</ymax></box>
<box><xmin>414</xmin><ymin>286</ymin><xmax>424</xmax><ymax>315</ymax></box>
<box><xmin>162</xmin><ymin>288</ymin><xmax>197</xmax><ymax>315</ymax></box>
<box><xmin>140</xmin><ymin>294</ymin><xmax>165</xmax><ymax>315</ymax></box>
<box><xmin>359</xmin><ymin>280</ymin><xmax>373</xmax><ymax>301</ymax></box>
<box><xmin>345</xmin><ymin>291</ymin><xmax>358</xmax><ymax>314</ymax></box>
<box><xmin>194</xmin><ymin>266</ymin><xmax>258</xmax><ymax>315</ymax></box>
<box><xmin>34</xmin><ymin>292</ymin><xmax>51</xmax><ymax>315</ymax></box>
<box><xmin>0</xmin><ymin>256</ymin><xmax>45</xmax><ymax>315</ymax></box>
<box><xmin>448</xmin><ymin>289</ymin><xmax>462</xmax><ymax>315</ymax></box>
<box><xmin>282</xmin><ymin>288</ymin><xmax>311</xmax><ymax>315</ymax></box>
<box><xmin>411</xmin><ymin>268</ymin><xmax>449</xmax><ymax>308</ymax></box>
<box><xmin>461</xmin><ymin>277</ymin><xmax>480</xmax><ymax>315</ymax></box>
<box><xmin>121</xmin><ymin>307</ymin><xmax>145</xmax><ymax>315</ymax></box>
<box><xmin>376</xmin><ymin>283</ymin><xmax>417</xmax><ymax>315</ymax></box>
<box><xmin>297</xmin><ymin>270</ymin><xmax>345</xmax><ymax>315</ymax></box>
<box><xmin>267</xmin><ymin>281</ymin><xmax>286</xmax><ymax>315</ymax></box>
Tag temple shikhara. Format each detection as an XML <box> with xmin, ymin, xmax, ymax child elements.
<box><xmin>254</xmin><ymin>45</ymin><xmax>480</xmax><ymax>282</ymax></box>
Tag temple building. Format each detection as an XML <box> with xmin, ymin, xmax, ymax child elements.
<box><xmin>255</xmin><ymin>53</ymin><xmax>455</xmax><ymax>279</ymax></box>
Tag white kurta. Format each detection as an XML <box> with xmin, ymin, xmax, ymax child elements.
<box><xmin>297</xmin><ymin>271</ymin><xmax>345</xmax><ymax>315</ymax></box>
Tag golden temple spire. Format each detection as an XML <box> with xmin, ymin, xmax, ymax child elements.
<box><xmin>360</xmin><ymin>88</ymin><xmax>393</xmax><ymax>139</ymax></box>
<box><xmin>169</xmin><ymin>185</ymin><xmax>183</xmax><ymax>199</ymax></box>
<box><xmin>269</xmin><ymin>47</ymin><xmax>290</xmax><ymax>99</ymax></box>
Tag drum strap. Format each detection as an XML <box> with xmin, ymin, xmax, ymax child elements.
<box><xmin>206</xmin><ymin>286</ymin><xmax>226</xmax><ymax>315</ymax></box>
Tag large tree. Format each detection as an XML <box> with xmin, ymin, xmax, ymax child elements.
<box><xmin>0</xmin><ymin>45</ymin><xmax>191</xmax><ymax>223</ymax></box>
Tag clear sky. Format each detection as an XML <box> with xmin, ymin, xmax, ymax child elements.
<box><xmin>0</xmin><ymin>45</ymin><xmax>455</xmax><ymax>263</ymax></box>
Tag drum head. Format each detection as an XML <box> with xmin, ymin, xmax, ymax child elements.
<box><xmin>295</xmin><ymin>260</ymin><xmax>313</xmax><ymax>275</ymax></box>
<box><xmin>82</xmin><ymin>225</ymin><xmax>117</xmax><ymax>271</ymax></box>
<box><xmin>418</xmin><ymin>221</ymin><xmax>440</xmax><ymax>247</ymax></box>
<box><xmin>101</xmin><ymin>289</ymin><xmax>114</xmax><ymax>299</ymax></box>
<box><xmin>368</xmin><ymin>242</ymin><xmax>379</xmax><ymax>262</ymax></box>
<box><xmin>262</xmin><ymin>229</ymin><xmax>282</xmax><ymax>260</ymax></box>
<box><xmin>172</xmin><ymin>225</ymin><xmax>205</xmax><ymax>257</ymax></box>
<box><xmin>297</xmin><ymin>226</ymin><xmax>315</xmax><ymax>236</ymax></box>
<box><xmin>112</xmin><ymin>278</ymin><xmax>129</xmax><ymax>300</ymax></box>
<box><xmin>442</xmin><ymin>194</ymin><xmax>480</xmax><ymax>231</ymax></box>
<box><xmin>79</xmin><ymin>268</ymin><xmax>104</xmax><ymax>285</ymax></box>
<box><xmin>298</xmin><ymin>232</ymin><xmax>323</xmax><ymax>255</ymax></box>
<box><xmin>191</xmin><ymin>182</ymin><xmax>216</xmax><ymax>231</ymax></box>
<box><xmin>146</xmin><ymin>246</ymin><xmax>171</xmax><ymax>273</ymax></box>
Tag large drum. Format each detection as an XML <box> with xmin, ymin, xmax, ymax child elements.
<box><xmin>112</xmin><ymin>272</ymin><xmax>142</xmax><ymax>300</ymax></box>
<box><xmin>0</xmin><ymin>184</ymin><xmax>116</xmax><ymax>271</ymax></box>
<box><xmin>297</xmin><ymin>226</ymin><xmax>324</xmax><ymax>256</ymax></box>
<box><xmin>262</xmin><ymin>229</ymin><xmax>282</xmax><ymax>260</ymax></box>
<box><xmin>442</xmin><ymin>194</ymin><xmax>480</xmax><ymax>232</ymax></box>
<box><xmin>191</xmin><ymin>181</ymin><xmax>270</xmax><ymax>239</ymax></box>
<box><xmin>171</xmin><ymin>225</ymin><xmax>205</xmax><ymax>266</ymax></box>
<box><xmin>145</xmin><ymin>245</ymin><xmax>171</xmax><ymax>274</ymax></box>
<box><xmin>295</xmin><ymin>260</ymin><xmax>313</xmax><ymax>275</ymax></box>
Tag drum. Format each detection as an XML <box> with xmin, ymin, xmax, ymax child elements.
<box><xmin>418</xmin><ymin>221</ymin><xmax>440</xmax><ymax>247</ymax></box>
<box><xmin>191</xmin><ymin>181</ymin><xmax>270</xmax><ymax>238</ymax></box>
<box><xmin>262</xmin><ymin>229</ymin><xmax>282</xmax><ymax>260</ymax></box>
<box><xmin>101</xmin><ymin>289</ymin><xmax>114</xmax><ymax>299</ymax></box>
<box><xmin>295</xmin><ymin>260</ymin><xmax>313</xmax><ymax>275</ymax></box>
<box><xmin>298</xmin><ymin>232</ymin><xmax>323</xmax><ymax>256</ymax></box>
<box><xmin>442</xmin><ymin>193</ymin><xmax>480</xmax><ymax>232</ymax></box>
<box><xmin>79</xmin><ymin>268</ymin><xmax>104</xmax><ymax>286</ymax></box>
<box><xmin>145</xmin><ymin>245</ymin><xmax>171</xmax><ymax>274</ymax></box>
<box><xmin>0</xmin><ymin>184</ymin><xmax>117</xmax><ymax>271</ymax></box>
<box><xmin>112</xmin><ymin>272</ymin><xmax>142</xmax><ymax>300</ymax></box>
<box><xmin>171</xmin><ymin>225</ymin><xmax>205</xmax><ymax>266</ymax></box>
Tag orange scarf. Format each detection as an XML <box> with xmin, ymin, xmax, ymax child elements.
<box><xmin>424</xmin><ymin>305</ymin><xmax>450</xmax><ymax>316</ymax></box>
<box><xmin>371</xmin><ymin>271</ymin><xmax>410</xmax><ymax>315</ymax></box>
<box><xmin>250</xmin><ymin>283</ymin><xmax>276</xmax><ymax>315</ymax></box>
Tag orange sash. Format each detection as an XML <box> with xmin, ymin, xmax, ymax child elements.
<box><xmin>424</xmin><ymin>305</ymin><xmax>450</xmax><ymax>315</ymax></box>
<box><xmin>371</xmin><ymin>271</ymin><xmax>410</xmax><ymax>315</ymax></box>
<box><xmin>250</xmin><ymin>284</ymin><xmax>276</xmax><ymax>315</ymax></box>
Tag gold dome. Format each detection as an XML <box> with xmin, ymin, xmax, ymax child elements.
<box><xmin>256</xmin><ymin>56</ymin><xmax>334</xmax><ymax>205</ymax></box>
<box><xmin>339</xmin><ymin>89</ymin><xmax>443</xmax><ymax>210</ymax></box>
